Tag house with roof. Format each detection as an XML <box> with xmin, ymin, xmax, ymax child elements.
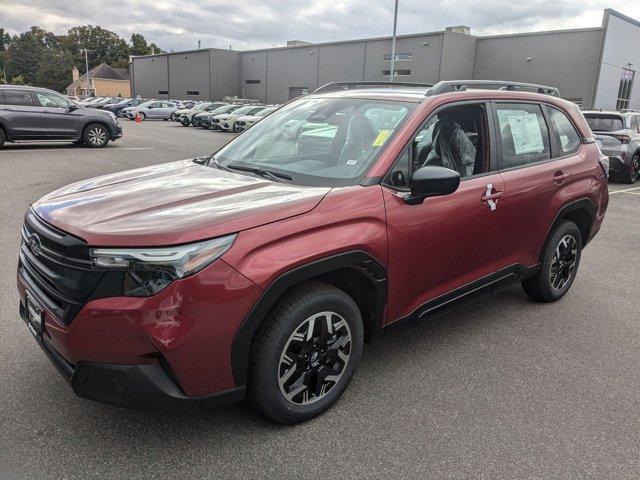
<box><xmin>66</xmin><ymin>63</ymin><xmax>131</xmax><ymax>98</ymax></box>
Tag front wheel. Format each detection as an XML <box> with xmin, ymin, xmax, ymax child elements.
<box><xmin>522</xmin><ymin>220</ymin><xmax>582</xmax><ymax>302</ymax></box>
<box><xmin>82</xmin><ymin>124</ymin><xmax>110</xmax><ymax>148</ymax></box>
<box><xmin>181</xmin><ymin>118</ymin><xmax>190</xmax><ymax>127</ymax></box>
<box><xmin>248</xmin><ymin>281</ymin><xmax>363</xmax><ymax>424</ymax></box>
<box><xmin>0</xmin><ymin>128</ymin><xmax>5</xmax><ymax>148</ymax></box>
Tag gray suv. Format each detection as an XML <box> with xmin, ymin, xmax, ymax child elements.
<box><xmin>584</xmin><ymin>110</ymin><xmax>640</xmax><ymax>183</ymax></box>
<box><xmin>0</xmin><ymin>85</ymin><xmax>122</xmax><ymax>149</ymax></box>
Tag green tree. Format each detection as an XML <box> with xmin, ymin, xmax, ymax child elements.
<box><xmin>10</xmin><ymin>75</ymin><xmax>25</xmax><ymax>85</ymax></box>
<box><xmin>130</xmin><ymin>33</ymin><xmax>165</xmax><ymax>56</ymax></box>
<box><xmin>35</xmin><ymin>49</ymin><xmax>74</xmax><ymax>92</ymax></box>
<box><xmin>63</xmin><ymin>25</ymin><xmax>130</xmax><ymax>72</ymax></box>
<box><xmin>0</xmin><ymin>28</ymin><xmax>10</xmax><ymax>83</ymax></box>
<box><xmin>6</xmin><ymin>26</ymin><xmax>59</xmax><ymax>84</ymax></box>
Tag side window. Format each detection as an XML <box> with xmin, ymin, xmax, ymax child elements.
<box><xmin>384</xmin><ymin>103</ymin><xmax>489</xmax><ymax>189</ymax></box>
<box><xmin>547</xmin><ymin>107</ymin><xmax>581</xmax><ymax>156</ymax></box>
<box><xmin>495</xmin><ymin>103</ymin><xmax>550</xmax><ymax>169</ymax></box>
<box><xmin>632</xmin><ymin>116</ymin><xmax>640</xmax><ymax>133</ymax></box>
<box><xmin>36</xmin><ymin>91</ymin><xmax>69</xmax><ymax>109</ymax></box>
<box><xmin>3</xmin><ymin>89</ymin><xmax>35</xmax><ymax>107</ymax></box>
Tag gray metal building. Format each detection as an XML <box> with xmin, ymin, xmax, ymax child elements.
<box><xmin>130</xmin><ymin>8</ymin><xmax>640</xmax><ymax>110</ymax></box>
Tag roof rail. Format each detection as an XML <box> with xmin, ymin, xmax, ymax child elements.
<box><xmin>426</xmin><ymin>80</ymin><xmax>560</xmax><ymax>97</ymax></box>
<box><xmin>620</xmin><ymin>108</ymin><xmax>640</xmax><ymax>113</ymax></box>
<box><xmin>314</xmin><ymin>81</ymin><xmax>434</xmax><ymax>94</ymax></box>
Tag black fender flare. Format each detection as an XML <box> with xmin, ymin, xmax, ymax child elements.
<box><xmin>546</xmin><ymin>197</ymin><xmax>597</xmax><ymax>248</ymax></box>
<box><xmin>231</xmin><ymin>250</ymin><xmax>387</xmax><ymax>386</ymax></box>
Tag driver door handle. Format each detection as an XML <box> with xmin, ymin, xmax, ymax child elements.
<box><xmin>481</xmin><ymin>184</ymin><xmax>503</xmax><ymax>212</ymax></box>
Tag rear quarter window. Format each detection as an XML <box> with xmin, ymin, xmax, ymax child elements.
<box><xmin>2</xmin><ymin>89</ymin><xmax>35</xmax><ymax>106</ymax></box>
<box><xmin>547</xmin><ymin>107</ymin><xmax>581</xmax><ymax>155</ymax></box>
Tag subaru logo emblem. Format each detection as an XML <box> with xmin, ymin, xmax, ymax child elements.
<box><xmin>27</xmin><ymin>234</ymin><xmax>42</xmax><ymax>257</ymax></box>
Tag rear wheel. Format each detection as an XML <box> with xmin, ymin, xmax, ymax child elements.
<box><xmin>0</xmin><ymin>128</ymin><xmax>5</xmax><ymax>148</ymax></box>
<box><xmin>82</xmin><ymin>124</ymin><xmax>110</xmax><ymax>148</ymax></box>
<box><xmin>522</xmin><ymin>220</ymin><xmax>582</xmax><ymax>302</ymax></box>
<box><xmin>622</xmin><ymin>154</ymin><xmax>639</xmax><ymax>184</ymax></box>
<box><xmin>248</xmin><ymin>281</ymin><xmax>363</xmax><ymax>424</ymax></box>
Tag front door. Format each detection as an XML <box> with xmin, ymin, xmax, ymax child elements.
<box><xmin>383</xmin><ymin>101</ymin><xmax>505</xmax><ymax>323</ymax></box>
<box><xmin>35</xmin><ymin>90</ymin><xmax>79</xmax><ymax>138</ymax></box>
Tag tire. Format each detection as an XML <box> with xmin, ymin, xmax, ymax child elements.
<box><xmin>138</xmin><ymin>112</ymin><xmax>146</xmax><ymax>121</ymax></box>
<box><xmin>0</xmin><ymin>128</ymin><xmax>5</xmax><ymax>148</ymax></box>
<box><xmin>181</xmin><ymin>118</ymin><xmax>190</xmax><ymax>127</ymax></box>
<box><xmin>522</xmin><ymin>220</ymin><xmax>582</xmax><ymax>302</ymax></box>
<box><xmin>163</xmin><ymin>118</ymin><xmax>169</xmax><ymax>121</ymax></box>
<box><xmin>622</xmin><ymin>154</ymin><xmax>639</xmax><ymax>184</ymax></box>
<box><xmin>82</xmin><ymin>123</ymin><xmax>110</xmax><ymax>148</ymax></box>
<box><xmin>248</xmin><ymin>281</ymin><xmax>364</xmax><ymax>424</ymax></box>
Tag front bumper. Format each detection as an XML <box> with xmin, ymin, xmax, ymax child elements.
<box><xmin>17</xmin><ymin>256</ymin><xmax>263</xmax><ymax>410</ymax></box>
<box><xmin>21</xmin><ymin>304</ymin><xmax>244</xmax><ymax>410</ymax></box>
<box><xmin>109</xmin><ymin>124</ymin><xmax>123</xmax><ymax>140</ymax></box>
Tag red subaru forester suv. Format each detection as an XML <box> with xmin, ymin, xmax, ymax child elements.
<box><xmin>17</xmin><ymin>81</ymin><xmax>609</xmax><ymax>423</ymax></box>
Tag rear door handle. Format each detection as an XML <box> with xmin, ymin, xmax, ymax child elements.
<box><xmin>553</xmin><ymin>171</ymin><xmax>569</xmax><ymax>184</ymax></box>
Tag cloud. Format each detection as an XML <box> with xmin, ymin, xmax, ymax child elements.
<box><xmin>2</xmin><ymin>0</ymin><xmax>639</xmax><ymax>52</ymax></box>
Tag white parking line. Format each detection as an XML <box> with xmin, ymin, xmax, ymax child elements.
<box><xmin>0</xmin><ymin>147</ymin><xmax>155</xmax><ymax>153</ymax></box>
<box><xmin>609</xmin><ymin>186</ymin><xmax>640</xmax><ymax>195</ymax></box>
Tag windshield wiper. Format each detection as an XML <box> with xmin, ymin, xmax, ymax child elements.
<box><xmin>225</xmin><ymin>163</ymin><xmax>293</xmax><ymax>183</ymax></box>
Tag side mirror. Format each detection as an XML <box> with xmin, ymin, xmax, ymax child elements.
<box><xmin>67</xmin><ymin>103</ymin><xmax>79</xmax><ymax>111</ymax></box>
<box><xmin>404</xmin><ymin>166</ymin><xmax>460</xmax><ymax>205</ymax></box>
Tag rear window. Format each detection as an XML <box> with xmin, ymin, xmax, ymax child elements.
<box><xmin>584</xmin><ymin>115</ymin><xmax>624</xmax><ymax>132</ymax></box>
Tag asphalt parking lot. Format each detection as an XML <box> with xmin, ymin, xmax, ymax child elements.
<box><xmin>1</xmin><ymin>120</ymin><xmax>639</xmax><ymax>479</ymax></box>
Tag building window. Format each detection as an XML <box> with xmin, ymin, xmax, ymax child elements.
<box><xmin>289</xmin><ymin>87</ymin><xmax>309</xmax><ymax>99</ymax></box>
<box><xmin>382</xmin><ymin>69</ymin><xmax>411</xmax><ymax>77</ymax></box>
<box><xmin>383</xmin><ymin>53</ymin><xmax>413</xmax><ymax>61</ymax></box>
<box><xmin>186</xmin><ymin>91</ymin><xmax>200</xmax><ymax>96</ymax></box>
<box><xmin>245</xmin><ymin>79</ymin><xmax>261</xmax><ymax>85</ymax></box>
<box><xmin>616</xmin><ymin>69</ymin><xmax>635</xmax><ymax>111</ymax></box>
<box><xmin>158</xmin><ymin>90</ymin><xmax>168</xmax><ymax>95</ymax></box>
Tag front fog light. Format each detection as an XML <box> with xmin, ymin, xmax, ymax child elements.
<box><xmin>92</xmin><ymin>234</ymin><xmax>237</xmax><ymax>296</ymax></box>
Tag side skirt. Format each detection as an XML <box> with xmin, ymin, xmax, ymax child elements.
<box><xmin>386</xmin><ymin>264</ymin><xmax>539</xmax><ymax>330</ymax></box>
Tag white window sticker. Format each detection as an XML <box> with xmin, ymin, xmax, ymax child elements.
<box><xmin>506</xmin><ymin>113</ymin><xmax>544</xmax><ymax>155</ymax></box>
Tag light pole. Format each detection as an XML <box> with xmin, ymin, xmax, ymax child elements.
<box><xmin>80</xmin><ymin>48</ymin><xmax>94</xmax><ymax>96</ymax></box>
<box><xmin>389</xmin><ymin>0</ymin><xmax>399</xmax><ymax>82</ymax></box>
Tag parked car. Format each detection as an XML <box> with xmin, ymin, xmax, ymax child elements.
<box><xmin>0</xmin><ymin>85</ymin><xmax>122</xmax><ymax>148</ymax></box>
<box><xmin>583</xmin><ymin>110</ymin><xmax>640</xmax><ymax>183</ymax></box>
<box><xmin>90</xmin><ymin>97</ymin><xmax>120</xmax><ymax>109</ymax></box>
<box><xmin>126</xmin><ymin>100</ymin><xmax>178</xmax><ymax>121</ymax></box>
<box><xmin>234</xmin><ymin>106</ymin><xmax>278</xmax><ymax>131</ymax></box>
<box><xmin>207</xmin><ymin>104</ymin><xmax>246</xmax><ymax>129</ymax></box>
<box><xmin>16</xmin><ymin>80</ymin><xmax>608</xmax><ymax>423</ymax></box>
<box><xmin>104</xmin><ymin>98</ymin><xmax>147</xmax><ymax>117</ymax></box>
<box><xmin>191</xmin><ymin>103</ymin><xmax>228</xmax><ymax>127</ymax></box>
<box><xmin>78</xmin><ymin>97</ymin><xmax>104</xmax><ymax>106</ymax></box>
<box><xmin>198</xmin><ymin>105</ymin><xmax>242</xmax><ymax>128</ymax></box>
<box><xmin>178</xmin><ymin>102</ymin><xmax>222</xmax><ymax>126</ymax></box>
<box><xmin>213</xmin><ymin>105</ymin><xmax>267</xmax><ymax>132</ymax></box>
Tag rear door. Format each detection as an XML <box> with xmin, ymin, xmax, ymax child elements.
<box><xmin>492</xmin><ymin>101</ymin><xmax>572</xmax><ymax>269</ymax></box>
<box><xmin>35</xmin><ymin>90</ymin><xmax>79</xmax><ymax>138</ymax></box>
<box><xmin>0</xmin><ymin>88</ymin><xmax>43</xmax><ymax>137</ymax></box>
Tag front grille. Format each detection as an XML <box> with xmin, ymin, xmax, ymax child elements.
<box><xmin>19</xmin><ymin>210</ymin><xmax>121</xmax><ymax>325</ymax></box>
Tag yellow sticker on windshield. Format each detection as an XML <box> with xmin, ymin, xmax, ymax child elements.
<box><xmin>372</xmin><ymin>130</ymin><xmax>391</xmax><ymax>147</ymax></box>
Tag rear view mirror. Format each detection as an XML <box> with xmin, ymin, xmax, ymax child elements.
<box><xmin>404</xmin><ymin>166</ymin><xmax>460</xmax><ymax>205</ymax></box>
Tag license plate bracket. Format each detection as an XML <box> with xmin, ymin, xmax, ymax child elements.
<box><xmin>26</xmin><ymin>295</ymin><xmax>44</xmax><ymax>336</ymax></box>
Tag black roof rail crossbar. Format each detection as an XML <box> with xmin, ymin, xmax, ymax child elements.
<box><xmin>314</xmin><ymin>81</ymin><xmax>434</xmax><ymax>94</ymax></box>
<box><xmin>426</xmin><ymin>80</ymin><xmax>560</xmax><ymax>97</ymax></box>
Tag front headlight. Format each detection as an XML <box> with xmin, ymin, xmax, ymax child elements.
<box><xmin>91</xmin><ymin>234</ymin><xmax>236</xmax><ymax>296</ymax></box>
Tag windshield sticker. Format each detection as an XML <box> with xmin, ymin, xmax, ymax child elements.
<box><xmin>372</xmin><ymin>130</ymin><xmax>391</xmax><ymax>147</ymax></box>
<box><xmin>506</xmin><ymin>114</ymin><xmax>544</xmax><ymax>155</ymax></box>
<box><xmin>346</xmin><ymin>160</ymin><xmax>358</xmax><ymax>165</ymax></box>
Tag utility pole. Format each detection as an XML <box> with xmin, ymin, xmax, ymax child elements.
<box><xmin>389</xmin><ymin>0</ymin><xmax>399</xmax><ymax>82</ymax></box>
<box><xmin>80</xmin><ymin>48</ymin><xmax>94</xmax><ymax>96</ymax></box>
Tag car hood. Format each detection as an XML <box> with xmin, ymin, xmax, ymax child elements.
<box><xmin>32</xmin><ymin>159</ymin><xmax>331</xmax><ymax>247</ymax></box>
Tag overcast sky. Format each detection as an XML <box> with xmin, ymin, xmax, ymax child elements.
<box><xmin>2</xmin><ymin>0</ymin><xmax>640</xmax><ymax>51</ymax></box>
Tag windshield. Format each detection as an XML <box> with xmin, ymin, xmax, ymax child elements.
<box><xmin>585</xmin><ymin>114</ymin><xmax>624</xmax><ymax>132</ymax></box>
<box><xmin>230</xmin><ymin>106</ymin><xmax>259</xmax><ymax>116</ymax></box>
<box><xmin>192</xmin><ymin>103</ymin><xmax>212</xmax><ymax>112</ymax></box>
<box><xmin>212</xmin><ymin>97</ymin><xmax>415</xmax><ymax>187</ymax></box>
